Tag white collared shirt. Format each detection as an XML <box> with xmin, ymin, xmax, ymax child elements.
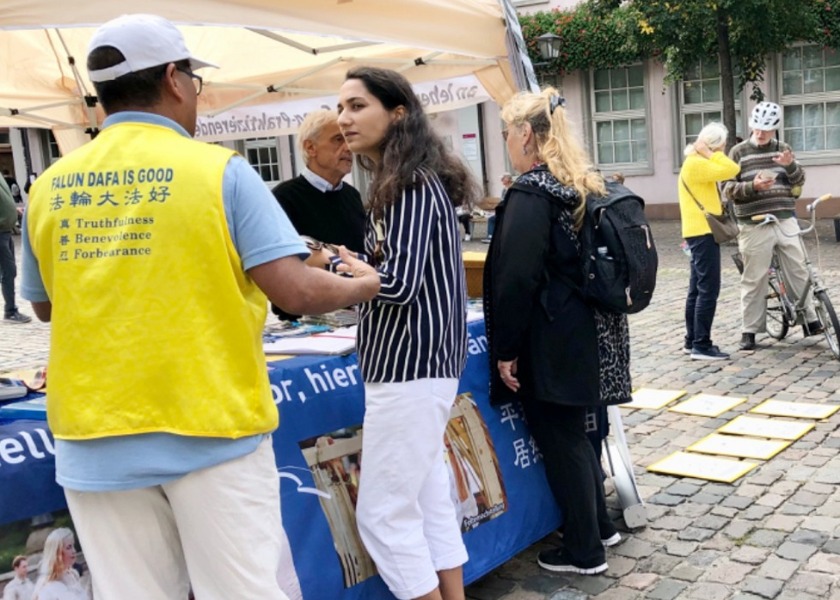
<box><xmin>301</xmin><ymin>166</ymin><xmax>344</xmax><ymax>192</ymax></box>
<box><xmin>3</xmin><ymin>575</ymin><xmax>35</xmax><ymax>600</ymax></box>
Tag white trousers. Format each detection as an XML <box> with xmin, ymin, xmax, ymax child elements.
<box><xmin>65</xmin><ymin>436</ymin><xmax>295</xmax><ymax>600</ymax></box>
<box><xmin>738</xmin><ymin>216</ymin><xmax>816</xmax><ymax>333</ymax></box>
<box><xmin>356</xmin><ymin>378</ymin><xmax>468</xmax><ymax>600</ymax></box>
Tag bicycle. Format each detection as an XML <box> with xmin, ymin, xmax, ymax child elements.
<box><xmin>742</xmin><ymin>194</ymin><xmax>840</xmax><ymax>359</ymax></box>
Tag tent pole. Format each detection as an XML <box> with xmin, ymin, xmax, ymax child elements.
<box><xmin>497</xmin><ymin>0</ymin><xmax>540</xmax><ymax>92</ymax></box>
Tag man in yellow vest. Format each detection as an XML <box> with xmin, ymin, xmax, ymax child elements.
<box><xmin>21</xmin><ymin>14</ymin><xmax>379</xmax><ymax>600</ymax></box>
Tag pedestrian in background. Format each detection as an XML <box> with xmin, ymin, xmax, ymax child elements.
<box><xmin>482</xmin><ymin>173</ymin><xmax>512</xmax><ymax>243</ymax></box>
<box><xmin>0</xmin><ymin>175</ymin><xmax>30</xmax><ymax>324</ymax></box>
<box><xmin>723</xmin><ymin>101</ymin><xmax>817</xmax><ymax>350</ymax></box>
<box><xmin>678</xmin><ymin>122</ymin><xmax>740</xmax><ymax>360</ymax></box>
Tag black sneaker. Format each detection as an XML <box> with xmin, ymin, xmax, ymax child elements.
<box><xmin>601</xmin><ymin>532</ymin><xmax>622</xmax><ymax>547</ymax></box>
<box><xmin>690</xmin><ymin>345</ymin><xmax>729</xmax><ymax>360</ymax></box>
<box><xmin>3</xmin><ymin>311</ymin><xmax>32</xmax><ymax>324</ymax></box>
<box><xmin>739</xmin><ymin>333</ymin><xmax>756</xmax><ymax>350</ymax></box>
<box><xmin>537</xmin><ymin>548</ymin><xmax>608</xmax><ymax>575</ymax></box>
<box><xmin>804</xmin><ymin>321</ymin><xmax>825</xmax><ymax>336</ymax></box>
<box><xmin>682</xmin><ymin>344</ymin><xmax>691</xmax><ymax>355</ymax></box>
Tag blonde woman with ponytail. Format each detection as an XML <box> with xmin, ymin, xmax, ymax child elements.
<box><xmin>483</xmin><ymin>88</ymin><xmax>631</xmax><ymax>576</ymax></box>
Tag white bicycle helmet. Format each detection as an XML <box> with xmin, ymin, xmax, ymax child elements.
<box><xmin>749</xmin><ymin>101</ymin><xmax>781</xmax><ymax>130</ymax></box>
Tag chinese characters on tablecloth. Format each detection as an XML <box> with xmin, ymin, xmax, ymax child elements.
<box><xmin>498</xmin><ymin>402</ymin><xmax>542</xmax><ymax>469</ymax></box>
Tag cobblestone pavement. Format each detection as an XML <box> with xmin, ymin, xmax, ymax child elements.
<box><xmin>4</xmin><ymin>220</ymin><xmax>840</xmax><ymax>599</ymax></box>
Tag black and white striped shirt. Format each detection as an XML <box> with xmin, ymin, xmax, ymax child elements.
<box><xmin>357</xmin><ymin>169</ymin><xmax>467</xmax><ymax>383</ymax></box>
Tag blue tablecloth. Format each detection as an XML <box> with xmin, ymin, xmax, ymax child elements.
<box><xmin>0</xmin><ymin>320</ymin><xmax>561</xmax><ymax>598</ymax></box>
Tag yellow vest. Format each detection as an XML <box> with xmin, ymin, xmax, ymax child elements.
<box><xmin>27</xmin><ymin>121</ymin><xmax>276</xmax><ymax>440</ymax></box>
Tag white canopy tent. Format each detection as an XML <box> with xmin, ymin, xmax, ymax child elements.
<box><xmin>0</xmin><ymin>0</ymin><xmax>537</xmax><ymax>153</ymax></box>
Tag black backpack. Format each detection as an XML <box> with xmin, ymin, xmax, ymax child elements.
<box><xmin>578</xmin><ymin>181</ymin><xmax>658</xmax><ymax>314</ymax></box>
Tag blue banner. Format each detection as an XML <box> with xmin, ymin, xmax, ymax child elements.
<box><xmin>0</xmin><ymin>420</ymin><xmax>65</xmax><ymax>524</ymax></box>
<box><xmin>0</xmin><ymin>321</ymin><xmax>562</xmax><ymax>598</ymax></box>
<box><xmin>269</xmin><ymin>320</ymin><xmax>561</xmax><ymax>597</ymax></box>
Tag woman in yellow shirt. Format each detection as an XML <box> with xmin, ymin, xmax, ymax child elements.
<box><xmin>678</xmin><ymin>122</ymin><xmax>740</xmax><ymax>360</ymax></box>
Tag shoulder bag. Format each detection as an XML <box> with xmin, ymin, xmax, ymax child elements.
<box><xmin>680</xmin><ymin>177</ymin><xmax>739</xmax><ymax>244</ymax></box>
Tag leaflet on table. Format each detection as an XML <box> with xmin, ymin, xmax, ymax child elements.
<box><xmin>263</xmin><ymin>326</ymin><xmax>358</xmax><ymax>355</ymax></box>
<box><xmin>263</xmin><ymin>324</ymin><xmax>331</xmax><ymax>342</ymax></box>
<box><xmin>466</xmin><ymin>298</ymin><xmax>484</xmax><ymax>323</ymax></box>
<box><xmin>0</xmin><ymin>378</ymin><xmax>28</xmax><ymax>402</ymax></box>
<box><xmin>466</xmin><ymin>309</ymin><xmax>484</xmax><ymax>323</ymax></box>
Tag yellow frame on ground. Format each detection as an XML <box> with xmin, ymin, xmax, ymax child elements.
<box><xmin>749</xmin><ymin>399</ymin><xmax>840</xmax><ymax>420</ymax></box>
<box><xmin>669</xmin><ymin>393</ymin><xmax>746</xmax><ymax>417</ymax></box>
<box><xmin>686</xmin><ymin>433</ymin><xmax>791</xmax><ymax>460</ymax></box>
<box><xmin>647</xmin><ymin>451</ymin><xmax>758</xmax><ymax>483</ymax></box>
<box><xmin>623</xmin><ymin>388</ymin><xmax>687</xmax><ymax>410</ymax></box>
<box><xmin>717</xmin><ymin>415</ymin><xmax>814</xmax><ymax>440</ymax></box>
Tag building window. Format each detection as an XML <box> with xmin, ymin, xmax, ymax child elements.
<box><xmin>0</xmin><ymin>129</ymin><xmax>9</xmax><ymax>145</ymax></box>
<box><xmin>243</xmin><ymin>138</ymin><xmax>282</xmax><ymax>185</ymax></box>
<box><xmin>780</xmin><ymin>45</ymin><xmax>840</xmax><ymax>153</ymax></box>
<box><xmin>39</xmin><ymin>130</ymin><xmax>62</xmax><ymax>166</ymax></box>
<box><xmin>590</xmin><ymin>64</ymin><xmax>648</xmax><ymax>167</ymax></box>
<box><xmin>48</xmin><ymin>132</ymin><xmax>61</xmax><ymax>162</ymax></box>
<box><xmin>679</xmin><ymin>58</ymin><xmax>742</xmax><ymax>149</ymax></box>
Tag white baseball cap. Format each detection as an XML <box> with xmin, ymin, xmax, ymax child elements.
<box><xmin>87</xmin><ymin>14</ymin><xmax>217</xmax><ymax>83</ymax></box>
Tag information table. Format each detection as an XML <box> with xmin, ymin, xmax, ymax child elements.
<box><xmin>0</xmin><ymin>320</ymin><xmax>562</xmax><ymax>598</ymax></box>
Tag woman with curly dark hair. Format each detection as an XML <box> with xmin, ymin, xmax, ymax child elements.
<box><xmin>337</xmin><ymin>66</ymin><xmax>480</xmax><ymax>600</ymax></box>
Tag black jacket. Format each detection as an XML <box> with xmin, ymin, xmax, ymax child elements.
<box><xmin>483</xmin><ymin>167</ymin><xmax>631</xmax><ymax>408</ymax></box>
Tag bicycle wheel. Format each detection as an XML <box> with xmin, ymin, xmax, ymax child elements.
<box><xmin>766</xmin><ymin>277</ymin><xmax>790</xmax><ymax>340</ymax></box>
<box><xmin>814</xmin><ymin>290</ymin><xmax>840</xmax><ymax>359</ymax></box>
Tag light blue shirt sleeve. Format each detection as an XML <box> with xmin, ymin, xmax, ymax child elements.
<box><xmin>223</xmin><ymin>155</ymin><xmax>309</xmax><ymax>270</ymax></box>
<box><xmin>21</xmin><ymin>150</ymin><xmax>309</xmax><ymax>302</ymax></box>
<box><xmin>21</xmin><ymin>211</ymin><xmax>47</xmax><ymax>302</ymax></box>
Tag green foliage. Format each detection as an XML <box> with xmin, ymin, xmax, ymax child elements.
<box><xmin>811</xmin><ymin>0</ymin><xmax>840</xmax><ymax>47</ymax></box>
<box><xmin>523</xmin><ymin>0</ymin><xmax>839</xmax><ymax>90</ymax></box>
<box><xmin>0</xmin><ymin>520</ymin><xmax>29</xmax><ymax>571</ymax></box>
<box><xmin>519</xmin><ymin>1</ymin><xmax>655</xmax><ymax>76</ymax></box>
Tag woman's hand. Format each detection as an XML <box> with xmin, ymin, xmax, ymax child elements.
<box><xmin>497</xmin><ymin>358</ymin><xmax>520</xmax><ymax>392</ymax></box>
<box><xmin>335</xmin><ymin>246</ymin><xmax>380</xmax><ymax>299</ymax></box>
<box><xmin>693</xmin><ymin>138</ymin><xmax>713</xmax><ymax>159</ymax></box>
<box><xmin>336</xmin><ymin>246</ymin><xmax>376</xmax><ymax>276</ymax></box>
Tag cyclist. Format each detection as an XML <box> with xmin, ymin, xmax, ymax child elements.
<box><xmin>723</xmin><ymin>101</ymin><xmax>821</xmax><ymax>350</ymax></box>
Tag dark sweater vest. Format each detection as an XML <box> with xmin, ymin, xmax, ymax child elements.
<box><xmin>271</xmin><ymin>175</ymin><xmax>365</xmax><ymax>252</ymax></box>
<box><xmin>270</xmin><ymin>175</ymin><xmax>366</xmax><ymax>319</ymax></box>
